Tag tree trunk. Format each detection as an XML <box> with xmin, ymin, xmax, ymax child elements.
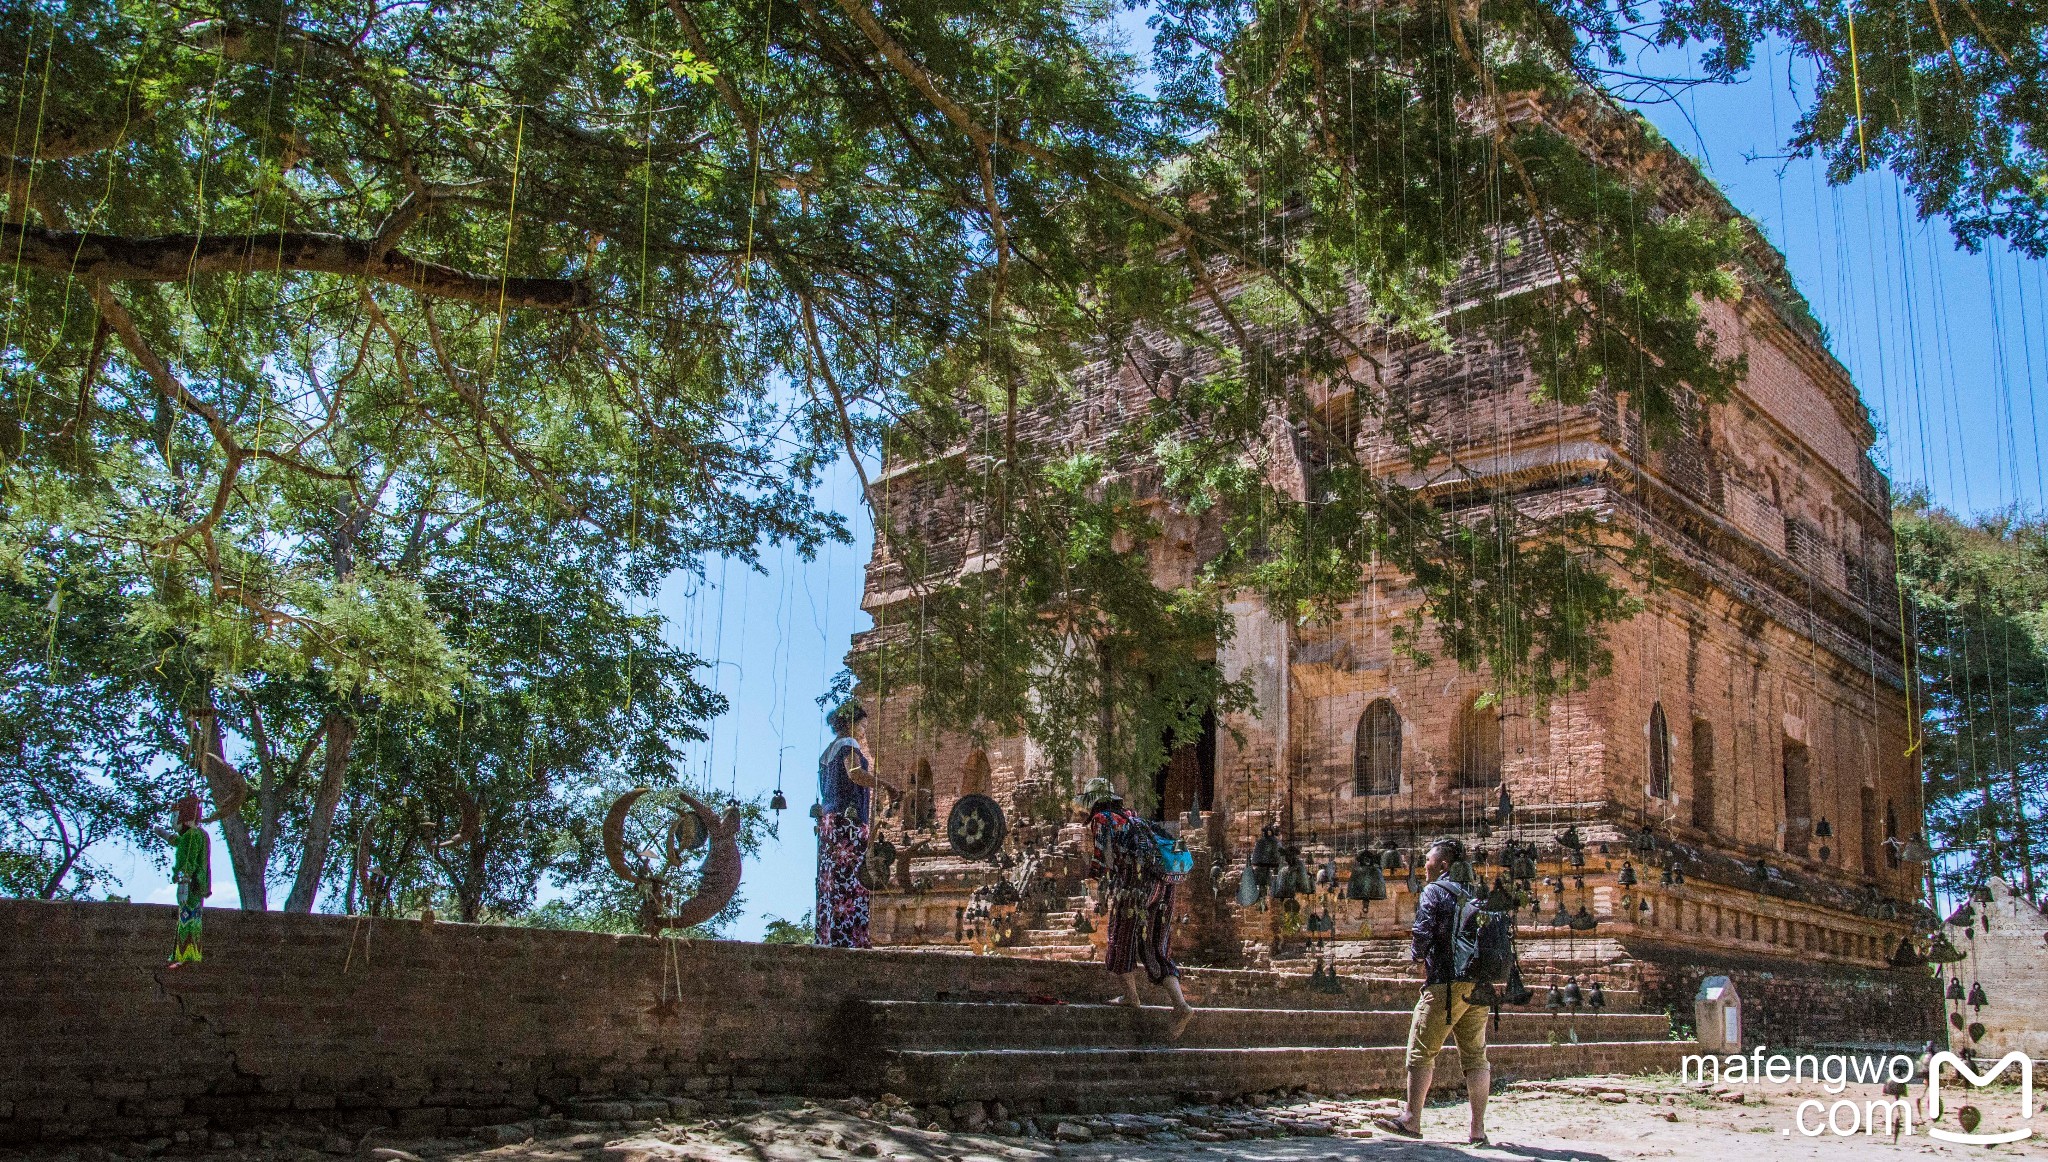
<box><xmin>194</xmin><ymin>708</ymin><xmax>268</xmax><ymax>910</ymax></box>
<box><xmin>283</xmin><ymin>711</ymin><xmax>356</xmax><ymax>913</ymax></box>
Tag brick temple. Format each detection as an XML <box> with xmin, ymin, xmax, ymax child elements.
<box><xmin>846</xmin><ymin>106</ymin><xmax>1941</xmax><ymax>1050</ymax></box>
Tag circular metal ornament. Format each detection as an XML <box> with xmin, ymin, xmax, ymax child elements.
<box><xmin>947</xmin><ymin>794</ymin><xmax>1008</xmax><ymax>860</ymax></box>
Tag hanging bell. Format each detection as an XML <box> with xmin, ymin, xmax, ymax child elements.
<box><xmin>1252</xmin><ymin>826</ymin><xmax>1284</xmax><ymax>869</ymax></box>
<box><xmin>1381</xmin><ymin>843</ymin><xmax>1402</xmax><ymax>872</ymax></box>
<box><xmin>1968</xmin><ymin>982</ymin><xmax>1988</xmax><ymax>1010</ymax></box>
<box><xmin>1546</xmin><ymin>982</ymin><xmax>1566</xmax><ymax>1010</ymax></box>
<box><xmin>1450</xmin><ymin>858</ymin><xmax>1476</xmax><ymax>886</ymax></box>
<box><xmin>1946</xmin><ymin>977</ymin><xmax>1966</xmax><ymax>1002</ymax></box>
<box><xmin>1925</xmin><ymin>932</ymin><xmax>1966</xmax><ymax>963</ymax></box>
<box><xmin>1496</xmin><ymin>785</ymin><xmax>1513</xmax><ymax>824</ymax></box>
<box><xmin>1475</xmin><ymin>816</ymin><xmax>1493</xmax><ymax>840</ymax></box>
<box><xmin>1568</xmin><ymin>847</ymin><xmax>1587</xmax><ymax>869</ymax></box>
<box><xmin>1814</xmin><ymin>816</ymin><xmax>1833</xmax><ymax>839</ymax></box>
<box><xmin>770</xmin><ymin>789</ymin><xmax>788</xmax><ymax>812</ymax></box>
<box><xmin>1513</xmin><ymin>849</ymin><xmax>1537</xmax><ymax>881</ymax></box>
<box><xmin>1637</xmin><ymin>896</ymin><xmax>1652</xmax><ymax>914</ymax></box>
<box><xmin>1504</xmin><ymin>962</ymin><xmax>1534</xmax><ymax>1005</ymax></box>
<box><xmin>1618</xmin><ymin>861</ymin><xmax>1638</xmax><ymax>887</ymax></box>
<box><xmin>1587</xmin><ymin>981</ymin><xmax>1606</xmax><ymax>1010</ymax></box>
<box><xmin>1238</xmin><ymin>861</ymin><xmax>1268</xmax><ymax>907</ymax></box>
<box><xmin>1557</xmin><ymin>826</ymin><xmax>1584</xmax><ymax>852</ymax></box>
<box><xmin>1564</xmin><ymin>978</ymin><xmax>1584</xmax><ymax>1008</ymax></box>
<box><xmin>1571</xmin><ymin>905</ymin><xmax>1597</xmax><ymax>931</ymax></box>
<box><xmin>1660</xmin><ymin>864</ymin><xmax>1678</xmax><ymax>887</ymax></box>
<box><xmin>1669</xmin><ymin>863</ymin><xmax>1685</xmax><ymax>885</ymax></box>
<box><xmin>1949</xmin><ymin>903</ymin><xmax>1977</xmax><ymax>928</ymax></box>
<box><xmin>1485</xmin><ymin>876</ymin><xmax>1518</xmax><ymax>912</ymax></box>
<box><xmin>1548</xmin><ymin>899</ymin><xmax>1571</xmax><ymax>927</ymax></box>
<box><xmin>1596</xmin><ymin>842</ymin><xmax>1611</xmax><ymax>856</ymax></box>
<box><xmin>1971</xmin><ymin>883</ymin><xmax>1994</xmax><ymax>904</ymax></box>
<box><xmin>1349</xmin><ymin>855</ymin><xmax>1388</xmax><ymax>902</ymax></box>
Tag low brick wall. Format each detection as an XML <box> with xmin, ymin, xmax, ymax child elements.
<box><xmin>1</xmin><ymin>899</ymin><xmax>1138</xmax><ymax>1144</ymax></box>
<box><xmin>1623</xmin><ymin>938</ymin><xmax>1943</xmax><ymax>1049</ymax></box>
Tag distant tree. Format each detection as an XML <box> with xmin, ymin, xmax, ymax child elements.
<box><xmin>0</xmin><ymin>535</ymin><xmax>169</xmax><ymax>898</ymax></box>
<box><xmin>1895</xmin><ymin>494</ymin><xmax>2048</xmax><ymax>901</ymax></box>
<box><xmin>761</xmin><ymin>912</ymin><xmax>816</xmax><ymax>944</ymax></box>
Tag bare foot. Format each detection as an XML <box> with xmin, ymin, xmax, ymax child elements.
<box><xmin>1168</xmin><ymin>1005</ymin><xmax>1195</xmax><ymax>1042</ymax></box>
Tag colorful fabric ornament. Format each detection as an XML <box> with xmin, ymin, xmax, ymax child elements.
<box><xmin>170</xmin><ymin>795</ymin><xmax>210</xmax><ymax>965</ymax></box>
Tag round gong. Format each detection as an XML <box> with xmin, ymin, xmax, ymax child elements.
<box><xmin>947</xmin><ymin>794</ymin><xmax>1008</xmax><ymax>860</ymax></box>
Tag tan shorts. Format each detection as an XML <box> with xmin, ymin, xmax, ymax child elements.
<box><xmin>1406</xmin><ymin>982</ymin><xmax>1490</xmax><ymax>1073</ymax></box>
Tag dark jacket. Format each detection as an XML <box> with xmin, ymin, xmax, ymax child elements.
<box><xmin>1411</xmin><ymin>874</ymin><xmax>1464</xmax><ymax>985</ymax></box>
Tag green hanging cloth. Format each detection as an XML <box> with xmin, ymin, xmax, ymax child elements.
<box><xmin>170</xmin><ymin>797</ymin><xmax>211</xmax><ymax>965</ymax></box>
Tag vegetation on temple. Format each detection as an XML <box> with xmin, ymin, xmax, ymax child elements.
<box><xmin>1895</xmin><ymin>494</ymin><xmax>2048</xmax><ymax>901</ymax></box>
<box><xmin>4</xmin><ymin>0</ymin><xmax>2040</xmax><ymax>898</ymax></box>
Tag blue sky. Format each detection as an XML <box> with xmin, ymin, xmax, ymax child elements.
<box><xmin>102</xmin><ymin>32</ymin><xmax>2045</xmax><ymax>932</ymax></box>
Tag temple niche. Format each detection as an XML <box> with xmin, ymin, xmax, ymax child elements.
<box><xmin>846</xmin><ymin>123</ymin><xmax>1941</xmax><ymax>1047</ymax></box>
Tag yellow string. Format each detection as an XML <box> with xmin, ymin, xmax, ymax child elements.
<box><xmin>489</xmin><ymin>107</ymin><xmax>527</xmax><ymax>375</ymax></box>
<box><xmin>1845</xmin><ymin>9</ymin><xmax>1868</xmax><ymax>166</ymax></box>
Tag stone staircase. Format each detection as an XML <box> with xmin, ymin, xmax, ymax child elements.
<box><xmin>851</xmin><ymin>999</ymin><xmax>1698</xmax><ymax>1108</ymax></box>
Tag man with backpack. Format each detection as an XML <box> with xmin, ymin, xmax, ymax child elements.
<box><xmin>1084</xmin><ymin>784</ymin><xmax>1198</xmax><ymax>1039</ymax></box>
<box><xmin>1375</xmin><ymin>837</ymin><xmax>1499</xmax><ymax>1145</ymax></box>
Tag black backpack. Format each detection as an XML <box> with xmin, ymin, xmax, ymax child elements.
<box><xmin>1449</xmin><ymin>882</ymin><xmax>1515</xmax><ymax>984</ymax></box>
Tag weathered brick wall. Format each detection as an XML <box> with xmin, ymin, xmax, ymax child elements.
<box><xmin>1963</xmin><ymin>878</ymin><xmax>2048</xmax><ymax>1061</ymax></box>
<box><xmin>1624</xmin><ymin>938</ymin><xmax>1942</xmax><ymax>1050</ymax></box>
<box><xmin>0</xmin><ymin>899</ymin><xmax>1134</xmax><ymax>1144</ymax></box>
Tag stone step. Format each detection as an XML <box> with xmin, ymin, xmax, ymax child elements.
<box><xmin>855</xmin><ymin>1000</ymin><xmax>1671</xmax><ymax>1052</ymax></box>
<box><xmin>871</xmin><ymin>1038</ymin><xmax>1702</xmax><ymax>1105</ymax></box>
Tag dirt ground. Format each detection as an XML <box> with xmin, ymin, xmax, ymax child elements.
<box><xmin>11</xmin><ymin>1076</ymin><xmax>2044</xmax><ymax>1162</ymax></box>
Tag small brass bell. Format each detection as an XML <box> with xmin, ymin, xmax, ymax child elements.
<box><xmin>1381</xmin><ymin>843</ymin><xmax>1402</xmax><ymax>872</ymax></box>
<box><xmin>1557</xmin><ymin>826</ymin><xmax>1584</xmax><ymax>852</ymax></box>
<box><xmin>1546</xmin><ymin>982</ymin><xmax>1566</xmax><ymax>1010</ymax></box>
<box><xmin>1927</xmin><ymin>932</ymin><xmax>1966</xmax><ymax>963</ymax></box>
<box><xmin>1564</xmin><ymin>978</ymin><xmax>1583</xmax><ymax>1008</ymax></box>
<box><xmin>1814</xmin><ymin>817</ymin><xmax>1833</xmax><ymax>839</ymax></box>
<box><xmin>1946</xmin><ymin>976</ymin><xmax>1965</xmax><ymax>1001</ymax></box>
<box><xmin>1568</xmin><ymin>847</ymin><xmax>1586</xmax><ymax>869</ymax></box>
<box><xmin>1587</xmin><ymin>981</ymin><xmax>1606</xmax><ymax>1010</ymax></box>
<box><xmin>1252</xmin><ymin>825</ymin><xmax>1284</xmax><ymax>869</ymax></box>
<box><xmin>1571</xmin><ymin>905</ymin><xmax>1597</xmax><ymax>931</ymax></box>
<box><xmin>770</xmin><ymin>789</ymin><xmax>788</xmax><ymax>812</ymax></box>
<box><xmin>1968</xmin><ymin>982</ymin><xmax>1988</xmax><ymax>1009</ymax></box>
<box><xmin>1548</xmin><ymin>899</ymin><xmax>1571</xmax><ymax>927</ymax></box>
<box><xmin>1618</xmin><ymin>861</ymin><xmax>1638</xmax><ymax>887</ymax></box>
<box><xmin>1496</xmin><ymin>785</ymin><xmax>1513</xmax><ymax>823</ymax></box>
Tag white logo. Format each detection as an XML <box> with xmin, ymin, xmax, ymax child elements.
<box><xmin>1926</xmin><ymin>1051</ymin><xmax>2034</xmax><ymax>1145</ymax></box>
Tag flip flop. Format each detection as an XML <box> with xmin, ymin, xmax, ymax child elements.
<box><xmin>1373</xmin><ymin>1116</ymin><xmax>1422</xmax><ymax>1139</ymax></box>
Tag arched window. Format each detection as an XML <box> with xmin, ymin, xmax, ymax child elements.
<box><xmin>1647</xmin><ymin>703</ymin><xmax>1673</xmax><ymax>800</ymax></box>
<box><xmin>961</xmin><ymin>750</ymin><xmax>991</xmax><ymax>797</ymax></box>
<box><xmin>1354</xmin><ymin>700</ymin><xmax>1402</xmax><ymax>796</ymax></box>
<box><xmin>1451</xmin><ymin>695</ymin><xmax>1503</xmax><ymax>789</ymax></box>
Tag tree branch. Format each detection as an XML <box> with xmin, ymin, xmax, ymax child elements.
<box><xmin>6</xmin><ymin>222</ymin><xmax>592</xmax><ymax>310</ymax></box>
